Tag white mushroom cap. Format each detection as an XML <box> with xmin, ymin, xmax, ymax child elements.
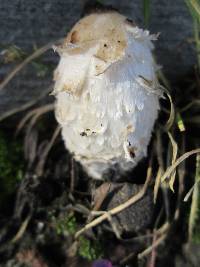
<box><xmin>53</xmin><ymin>11</ymin><xmax>161</xmax><ymax>179</ymax></box>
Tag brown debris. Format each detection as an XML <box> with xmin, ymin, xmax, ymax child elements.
<box><xmin>16</xmin><ymin>250</ymin><xmax>48</xmax><ymax>267</ymax></box>
<box><xmin>93</xmin><ymin>182</ymin><xmax>112</xmax><ymax>211</ymax></box>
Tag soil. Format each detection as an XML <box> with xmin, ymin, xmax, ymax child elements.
<box><xmin>0</xmin><ymin>112</ymin><xmax>195</xmax><ymax>267</ymax></box>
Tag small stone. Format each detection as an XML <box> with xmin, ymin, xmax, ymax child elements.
<box><xmin>99</xmin><ymin>182</ymin><xmax>153</xmax><ymax>233</ymax></box>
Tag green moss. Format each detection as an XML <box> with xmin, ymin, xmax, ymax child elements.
<box><xmin>52</xmin><ymin>212</ymin><xmax>103</xmax><ymax>260</ymax></box>
<box><xmin>0</xmin><ymin>131</ymin><xmax>25</xmax><ymax>205</ymax></box>
<box><xmin>78</xmin><ymin>236</ymin><xmax>103</xmax><ymax>261</ymax></box>
<box><xmin>54</xmin><ymin>212</ymin><xmax>77</xmax><ymax>235</ymax></box>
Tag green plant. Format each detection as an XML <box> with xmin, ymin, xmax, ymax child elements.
<box><xmin>143</xmin><ymin>0</ymin><xmax>151</xmax><ymax>27</ymax></box>
<box><xmin>78</xmin><ymin>236</ymin><xmax>103</xmax><ymax>261</ymax></box>
<box><xmin>55</xmin><ymin>213</ymin><xmax>77</xmax><ymax>235</ymax></box>
<box><xmin>1</xmin><ymin>45</ymin><xmax>25</xmax><ymax>63</ymax></box>
<box><xmin>52</xmin><ymin>212</ymin><xmax>103</xmax><ymax>260</ymax></box>
<box><xmin>0</xmin><ymin>131</ymin><xmax>25</xmax><ymax>205</ymax></box>
<box><xmin>185</xmin><ymin>0</ymin><xmax>200</xmax><ymax>71</ymax></box>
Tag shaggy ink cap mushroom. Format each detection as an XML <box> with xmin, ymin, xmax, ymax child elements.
<box><xmin>53</xmin><ymin>11</ymin><xmax>161</xmax><ymax>179</ymax></box>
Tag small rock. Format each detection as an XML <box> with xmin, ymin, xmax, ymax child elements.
<box><xmin>94</xmin><ymin>182</ymin><xmax>153</xmax><ymax>234</ymax></box>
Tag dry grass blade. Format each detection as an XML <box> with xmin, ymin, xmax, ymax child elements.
<box><xmin>161</xmin><ymin>148</ymin><xmax>200</xmax><ymax>183</ymax></box>
<box><xmin>75</xmin><ymin>162</ymin><xmax>152</xmax><ymax>239</ymax></box>
<box><xmin>25</xmin><ymin>105</ymin><xmax>54</xmax><ymax>137</ymax></box>
<box><xmin>164</xmin><ymin>88</ymin><xmax>175</xmax><ymax>130</ymax></box>
<box><xmin>184</xmin><ymin>184</ymin><xmax>196</xmax><ymax>202</ymax></box>
<box><xmin>16</xmin><ymin>104</ymin><xmax>54</xmax><ymax>134</ymax></box>
<box><xmin>157</xmin><ymin>69</ymin><xmax>175</xmax><ymax>130</ymax></box>
<box><xmin>157</xmin><ymin>67</ymin><xmax>171</xmax><ymax>90</ymax></box>
<box><xmin>35</xmin><ymin>126</ymin><xmax>60</xmax><ymax>176</ymax></box>
<box><xmin>138</xmin><ymin>233</ymin><xmax>167</xmax><ymax>259</ymax></box>
<box><xmin>24</xmin><ymin>129</ymin><xmax>38</xmax><ymax>167</ymax></box>
<box><xmin>188</xmin><ymin>154</ymin><xmax>200</xmax><ymax>242</ymax></box>
<box><xmin>0</xmin><ymin>39</ymin><xmax>62</xmax><ymax>92</ymax></box>
<box><xmin>119</xmin><ymin>223</ymin><xmax>169</xmax><ymax>265</ymax></box>
<box><xmin>106</xmin><ymin>211</ymin><xmax>122</xmax><ymax>239</ymax></box>
<box><xmin>168</xmin><ymin>132</ymin><xmax>178</xmax><ymax>192</ymax></box>
<box><xmin>153</xmin><ymin>130</ymin><xmax>164</xmax><ymax>203</ymax></box>
<box><xmin>154</xmin><ymin>167</ymin><xmax>163</xmax><ymax>203</ymax></box>
<box><xmin>11</xmin><ymin>215</ymin><xmax>31</xmax><ymax>243</ymax></box>
<box><xmin>0</xmin><ymin>86</ymin><xmax>52</xmax><ymax>122</ymax></box>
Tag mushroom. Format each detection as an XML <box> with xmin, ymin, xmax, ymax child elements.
<box><xmin>53</xmin><ymin>10</ymin><xmax>161</xmax><ymax>179</ymax></box>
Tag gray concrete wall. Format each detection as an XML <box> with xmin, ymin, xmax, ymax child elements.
<box><xmin>0</xmin><ymin>0</ymin><xmax>195</xmax><ymax>116</ymax></box>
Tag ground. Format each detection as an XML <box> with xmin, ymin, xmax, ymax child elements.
<box><xmin>0</xmin><ymin>1</ymin><xmax>200</xmax><ymax>267</ymax></box>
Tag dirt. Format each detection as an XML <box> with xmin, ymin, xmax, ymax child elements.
<box><xmin>0</xmin><ymin>119</ymin><xmax>186</xmax><ymax>267</ymax></box>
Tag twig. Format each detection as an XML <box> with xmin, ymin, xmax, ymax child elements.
<box><xmin>11</xmin><ymin>215</ymin><xmax>31</xmax><ymax>243</ymax></box>
<box><xmin>147</xmin><ymin>232</ymin><xmax>157</xmax><ymax>267</ymax></box>
<box><xmin>137</xmin><ymin>222</ymin><xmax>169</xmax><ymax>260</ymax></box>
<box><xmin>138</xmin><ymin>233</ymin><xmax>167</xmax><ymax>259</ymax></box>
<box><xmin>119</xmin><ymin>222</ymin><xmax>169</xmax><ymax>265</ymax></box>
<box><xmin>75</xmin><ymin>165</ymin><xmax>152</xmax><ymax>239</ymax></box>
<box><xmin>119</xmin><ymin>251</ymin><xmax>136</xmax><ymax>265</ymax></box>
<box><xmin>155</xmin><ymin>221</ymin><xmax>169</xmax><ymax>235</ymax></box>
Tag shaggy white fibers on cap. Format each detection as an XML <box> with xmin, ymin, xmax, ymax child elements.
<box><xmin>53</xmin><ymin>11</ymin><xmax>161</xmax><ymax>179</ymax></box>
